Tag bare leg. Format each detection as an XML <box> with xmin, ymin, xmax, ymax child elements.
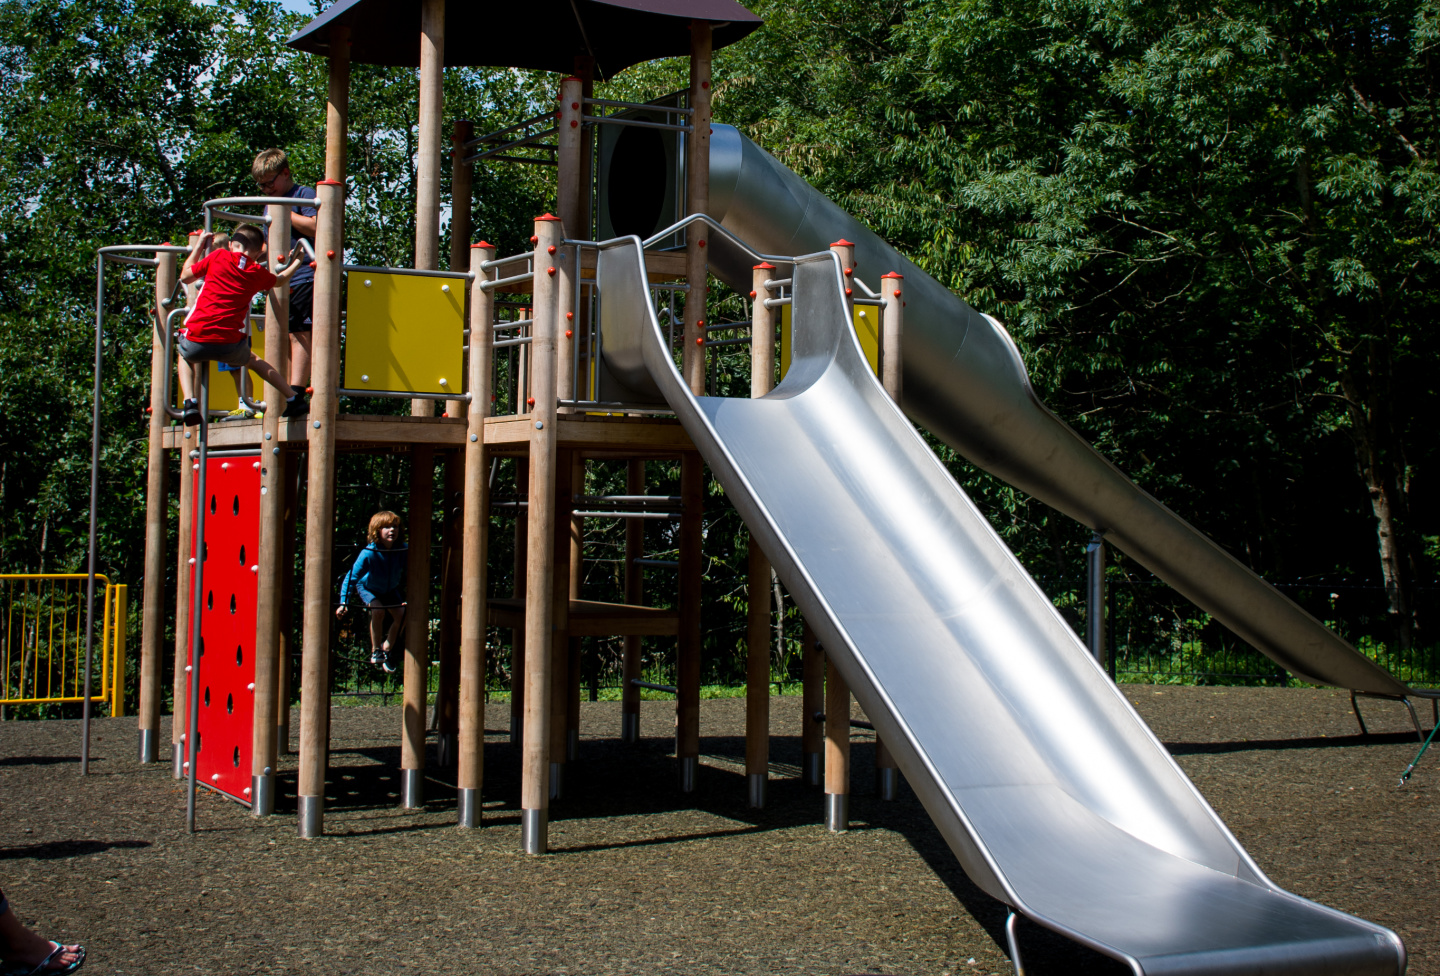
<box><xmin>229</xmin><ymin>369</ymin><xmax>245</xmax><ymax>401</ymax></box>
<box><xmin>245</xmin><ymin>353</ymin><xmax>290</xmax><ymax>396</ymax></box>
<box><xmin>386</xmin><ymin>606</ymin><xmax>406</xmax><ymax>650</ymax></box>
<box><xmin>0</xmin><ymin>897</ymin><xmax>83</xmax><ymax>971</ymax></box>
<box><xmin>178</xmin><ymin>359</ymin><xmax>198</xmax><ymax>401</ymax></box>
<box><xmin>289</xmin><ymin>331</ymin><xmax>313</xmax><ymax>388</ymax></box>
<box><xmin>368</xmin><ymin>609</ymin><xmax>385</xmax><ymax>656</ymax></box>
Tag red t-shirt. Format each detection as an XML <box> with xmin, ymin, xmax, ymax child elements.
<box><xmin>183</xmin><ymin>249</ymin><xmax>278</xmax><ymax>344</ymax></box>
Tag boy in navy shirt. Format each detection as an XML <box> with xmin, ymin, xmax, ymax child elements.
<box><xmin>252</xmin><ymin>148</ymin><xmax>317</xmax><ymax>412</ymax></box>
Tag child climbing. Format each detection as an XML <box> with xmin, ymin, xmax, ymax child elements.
<box><xmin>336</xmin><ymin>511</ymin><xmax>408</xmax><ymax>673</ymax></box>
<box><xmin>186</xmin><ymin>232</ymin><xmax>262</xmax><ymax>421</ymax></box>
<box><xmin>176</xmin><ymin>224</ymin><xmax>305</xmax><ymax>426</ymax></box>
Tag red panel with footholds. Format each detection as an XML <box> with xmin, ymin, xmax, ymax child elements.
<box><xmin>185</xmin><ymin>454</ymin><xmax>259</xmax><ymax>806</ymax></box>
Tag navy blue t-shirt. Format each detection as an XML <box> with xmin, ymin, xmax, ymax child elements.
<box><xmin>279</xmin><ymin>183</ymin><xmax>318</xmax><ymax>286</ymax></box>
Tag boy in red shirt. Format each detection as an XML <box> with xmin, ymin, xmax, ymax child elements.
<box><xmin>177</xmin><ymin>223</ymin><xmax>306</xmax><ymax>424</ymax></box>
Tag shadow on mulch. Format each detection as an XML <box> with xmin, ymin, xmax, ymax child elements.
<box><xmin>0</xmin><ymin>839</ymin><xmax>151</xmax><ymax>859</ymax></box>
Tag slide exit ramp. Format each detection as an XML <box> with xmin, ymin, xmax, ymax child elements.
<box><xmin>693</xmin><ymin>124</ymin><xmax>1406</xmax><ymax>699</ymax></box>
<box><xmin>596</xmin><ymin>236</ymin><xmax>1404</xmax><ymax>976</ymax></box>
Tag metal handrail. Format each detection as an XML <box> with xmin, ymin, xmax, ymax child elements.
<box><xmin>338</xmin><ymin>388</ymin><xmax>471</xmax><ymax>403</ymax></box>
<box><xmin>202</xmin><ymin>195</ymin><xmax>323</xmax><ymax>230</ymax></box>
<box><xmin>464</xmin><ymin>127</ymin><xmax>559</xmax><ymax>164</ymax></box>
<box><xmin>464</xmin><ymin>108</ymin><xmax>557</xmax><ymax>148</ymax></box>
<box><xmin>582</xmin><ymin>96</ymin><xmax>694</xmax><ymax>115</ymax></box>
<box><xmin>345</xmin><ymin>264</ymin><xmax>472</xmax><ymax>281</ymax></box>
<box><xmin>583</xmin><ymin>115</ymin><xmax>690</xmax><ymax>133</ymax></box>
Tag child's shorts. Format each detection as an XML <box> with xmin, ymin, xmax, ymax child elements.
<box><xmin>358</xmin><ymin>586</ymin><xmax>405</xmax><ymax>610</ymax></box>
<box><xmin>178</xmin><ymin>336</ymin><xmax>251</xmax><ymax>368</ymax></box>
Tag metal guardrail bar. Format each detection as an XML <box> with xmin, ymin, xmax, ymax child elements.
<box><xmin>633</xmin><ymin>558</ymin><xmax>680</xmax><ymax>569</ymax></box>
<box><xmin>631</xmin><ymin>679</ymin><xmax>678</xmax><ymax>694</ymax></box>
<box><xmin>345</xmin><ymin>264</ymin><xmax>473</xmax><ymax>280</ymax></box>
<box><xmin>577</xmin><ymin>495</ymin><xmax>682</xmax><ymax>504</ymax></box>
<box><xmin>482</xmin><ymin>253</ymin><xmax>531</xmax><ymax>272</ymax></box>
<box><xmin>337</xmin><ymin>388</ymin><xmax>469</xmax><ymax>402</ymax></box>
<box><xmin>763</xmin><ymin>297</ymin><xmax>792</xmax><ymax>308</ymax></box>
<box><xmin>583</xmin><ymin>96</ymin><xmax>694</xmax><ymax>115</ymax></box>
<box><xmin>464</xmin><ymin>127</ymin><xmax>559</xmax><ymax>163</ymax></box>
<box><xmin>583</xmin><ymin>115</ymin><xmax>690</xmax><ymax>133</ymax></box>
<box><xmin>704</xmin><ymin>337</ymin><xmax>752</xmax><ymax>348</ymax></box>
<box><xmin>465</xmin><ymin>109</ymin><xmax>557</xmax><ymax>147</ymax></box>
<box><xmin>556</xmin><ymin>400</ymin><xmax>675</xmax><ymax>415</ymax></box>
<box><xmin>495</xmin><ymin>336</ymin><xmax>533</xmax><ymax>349</ymax></box>
<box><xmin>763</xmin><ymin>277</ymin><xmax>793</xmax><ymax>290</ymax></box>
<box><xmin>482</xmin><ymin>272</ymin><xmax>534</xmax><ymax>292</ymax></box>
<box><xmin>573</xmin><ymin>511</ymin><xmax>681</xmax><ymax>520</ymax></box>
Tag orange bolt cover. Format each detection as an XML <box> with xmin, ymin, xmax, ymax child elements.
<box><xmin>306</xmin><ymin>386</ymin><xmax>314</xmax><ymax>394</ymax></box>
<box><xmin>571</xmin><ymin>120</ymin><xmax>578</xmax><ymax>128</ymax></box>
<box><xmin>566</xmin><ymin>330</ymin><xmax>573</xmax><ymax>338</ymax></box>
<box><xmin>571</xmin><ymin>101</ymin><xmax>579</xmax><ymax>109</ymax></box>
<box><xmin>440</xmin><ymin>412</ymin><xmax>448</xmax><ymax>418</ymax></box>
<box><xmin>547</xmin><ymin>267</ymin><xmax>556</xmax><ymax>275</ymax></box>
<box><xmin>547</xmin><ymin>245</ymin><xmax>556</xmax><ymax>254</ymax></box>
<box><xmin>565</xmin><ymin>311</ymin><xmax>574</xmax><ymax>319</ymax></box>
<box><xmin>491</xmin><ymin>394</ymin><xmax>497</xmax><ymax>402</ymax></box>
<box><xmin>309</xmin><ymin>261</ymin><xmax>317</xmax><ymax>268</ymax></box>
<box><xmin>701</xmin><ymin>80</ymin><xmax>710</xmax><ymax>89</ymax></box>
<box><xmin>696</xmin><ymin>337</ymin><xmax>704</xmax><ymax>345</ymax></box>
<box><xmin>843</xmin><ymin>267</ymin><xmax>853</xmax><ymax>276</ymax></box>
<box><xmin>530</xmin><ymin>235</ymin><xmax>538</xmax><ymax>243</ymax></box>
<box><xmin>698</xmin><ymin>239</ymin><xmax>707</xmax><ymax>248</ymax></box>
<box><xmin>893</xmin><ymin>290</ymin><xmax>902</xmax><ymax>297</ymax></box>
<box><xmin>527</xmin><ymin>397</ymin><xmax>535</xmax><ymax>406</ymax></box>
<box><xmin>845</xmin><ymin>288</ymin><xmax>853</xmax><ymax>296</ymax></box>
<box><xmin>697</xmin><ymin>319</ymin><xmax>704</xmax><ymax>326</ymax></box>
<box><xmin>326</xmin><ymin>250</ymin><xmax>335</xmax><ymax>259</ymax></box>
<box><xmin>749</xmin><ymin>290</ymin><xmax>756</xmax><ymax>299</ymax></box>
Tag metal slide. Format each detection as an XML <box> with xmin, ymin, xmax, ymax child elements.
<box><xmin>596</xmin><ymin>237</ymin><xmax>1405</xmax><ymax>975</ymax></box>
<box><xmin>694</xmin><ymin>124</ymin><xmax>1408</xmax><ymax>699</ymax></box>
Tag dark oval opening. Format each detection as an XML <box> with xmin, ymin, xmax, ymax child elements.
<box><xmin>229</xmin><ymin>593</ymin><xmax>236</xmax><ymax>615</ymax></box>
<box><xmin>232</xmin><ymin>745</ymin><xmax>240</xmax><ymax>768</ymax></box>
<box><xmin>203</xmin><ymin>685</ymin><xmax>210</xmax><ymax>707</ymax></box>
<box><xmin>206</xmin><ymin>590</ymin><xmax>213</xmax><ymax>611</ymax></box>
<box><xmin>608</xmin><ymin>125</ymin><xmax>667</xmax><ymax>240</ymax></box>
<box><xmin>238</xmin><ymin>544</ymin><xmax>246</xmax><ymax>565</ymax></box>
<box><xmin>209</xmin><ymin>494</ymin><xmax>217</xmax><ymax>515</ymax></box>
<box><xmin>232</xmin><ymin>495</ymin><xmax>239</xmax><ymax>516</ymax></box>
<box><xmin>226</xmin><ymin>692</ymin><xmax>233</xmax><ymax>715</ymax></box>
<box><xmin>236</xmin><ymin>645</ymin><xmax>243</xmax><ymax>667</ymax></box>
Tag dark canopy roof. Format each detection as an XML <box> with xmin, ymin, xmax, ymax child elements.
<box><xmin>287</xmin><ymin>0</ymin><xmax>762</xmax><ymax>76</ymax></box>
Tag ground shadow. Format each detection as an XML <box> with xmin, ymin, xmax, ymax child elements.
<box><xmin>0</xmin><ymin>756</ymin><xmax>78</xmax><ymax>767</ymax></box>
<box><xmin>1165</xmin><ymin>731</ymin><xmax>1418</xmax><ymax>755</ymax></box>
<box><xmin>0</xmin><ymin>839</ymin><xmax>151</xmax><ymax>860</ymax></box>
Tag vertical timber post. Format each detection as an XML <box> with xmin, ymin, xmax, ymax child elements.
<box><xmin>682</xmin><ymin>20</ymin><xmax>712</xmax><ymax>395</ymax></box>
<box><xmin>620</xmin><ymin>459</ymin><xmax>644</xmax><ymax>743</ymax></box>
<box><xmin>435</xmin><ymin>453</ymin><xmax>463</xmax><ymax>767</ymax></box>
<box><xmin>825</xmin><ymin>650</ymin><xmax>850</xmax><ymax>831</ymax></box>
<box><xmin>566</xmin><ymin>452</ymin><xmax>584</xmax><ymax>762</ymax></box>
<box><xmin>251</xmin><ymin>204</ymin><xmax>293</xmax><ymax>815</ymax></box>
<box><xmin>278</xmin><ymin>462</ymin><xmax>300</xmax><ymax>753</ymax></box>
<box><xmin>556</xmin><ymin>76</ymin><xmax>583</xmax><ymax>412</ymax></box>
<box><xmin>139</xmin><ymin>251</ymin><xmax>175</xmax><ymax>763</ymax></box>
<box><xmin>296</xmin><ymin>24</ymin><xmax>349</xmax><ymax>839</ymax></box>
<box><xmin>549</xmin><ymin>450</ymin><xmax>574</xmax><ymax>796</ymax></box>
<box><xmin>457</xmin><ymin>241</ymin><xmax>495</xmax><ymax>827</ymax></box>
<box><xmin>401</xmin><ymin>446</ymin><xmax>435</xmax><ymax>809</ymax></box>
<box><xmin>800</xmin><ymin>622</ymin><xmax>822</xmax><ymax>786</ymax></box>
<box><xmin>873</xmin><ymin>271</ymin><xmax>905</xmax><ymax>802</ymax></box>
<box><xmin>521</xmin><ymin>214</ymin><xmax>563</xmax><ymax>853</ymax></box>
<box><xmin>411</xmin><ymin>0</ymin><xmax>444</xmax><ymax>418</ymax></box>
<box><xmin>510</xmin><ymin>461</ymin><xmax>528</xmax><ymax>745</ymax></box>
<box><xmin>446</xmin><ymin>118</ymin><xmax>474</xmax><ymax>419</ymax></box>
<box><xmin>745</xmin><ymin>262</ymin><xmax>777</xmax><ymax>808</ymax></box>
<box><xmin>677</xmin><ymin>452</ymin><xmax>703</xmax><ymax>792</ymax></box>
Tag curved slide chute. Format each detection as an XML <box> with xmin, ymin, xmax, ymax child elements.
<box><xmin>692</xmin><ymin>124</ymin><xmax>1404</xmax><ymax>697</ymax></box>
<box><xmin>596</xmin><ymin>235</ymin><xmax>1405</xmax><ymax>975</ymax></box>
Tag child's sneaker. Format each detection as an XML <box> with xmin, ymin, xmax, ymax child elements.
<box><xmin>223</xmin><ymin>406</ymin><xmax>258</xmax><ymax>421</ymax></box>
<box><xmin>371</xmin><ymin>649</ymin><xmax>384</xmax><ymax>669</ymax></box>
<box><xmin>182</xmin><ymin>399</ymin><xmax>201</xmax><ymax>426</ymax></box>
<box><xmin>280</xmin><ymin>396</ymin><xmax>309</xmax><ymax>419</ymax></box>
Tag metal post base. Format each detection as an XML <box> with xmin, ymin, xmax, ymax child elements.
<box><xmin>747</xmin><ymin>772</ymin><xmax>767</xmax><ymax>809</ymax></box>
<box><xmin>877</xmin><ymin>767</ymin><xmax>899</xmax><ymax>801</ymax></box>
<box><xmin>621</xmin><ymin>712</ymin><xmax>639</xmax><ymax>744</ymax></box>
<box><xmin>803</xmin><ymin>751</ymin><xmax>821</xmax><ymax>787</ymax></box>
<box><xmin>825</xmin><ymin>792</ymin><xmax>849</xmax><ymax>832</ymax></box>
<box><xmin>677</xmin><ymin>755</ymin><xmax>698</xmax><ymax>793</ymax></box>
<box><xmin>521</xmin><ymin>807</ymin><xmax>548</xmax><ymax>854</ymax></box>
<box><xmin>298</xmin><ymin>795</ymin><xmax>323</xmax><ymax>838</ymax></box>
<box><xmin>400</xmin><ymin>768</ymin><xmax>424</xmax><ymax>809</ymax></box>
<box><xmin>251</xmin><ymin>770</ymin><xmax>275</xmax><ymax>816</ymax></box>
<box><xmin>437</xmin><ymin>732</ymin><xmax>457</xmax><ymax>768</ymax></box>
<box><xmin>457</xmin><ymin>787</ymin><xmax>480</xmax><ymax>828</ymax></box>
<box><xmin>172</xmin><ymin>742</ymin><xmax>185</xmax><ymax>780</ymax></box>
<box><xmin>138</xmin><ymin>728</ymin><xmax>157</xmax><ymax>764</ymax></box>
<box><xmin>549</xmin><ymin>762</ymin><xmax>565</xmax><ymax>800</ymax></box>
<box><xmin>566</xmin><ymin>728</ymin><xmax>579</xmax><ymax>762</ymax></box>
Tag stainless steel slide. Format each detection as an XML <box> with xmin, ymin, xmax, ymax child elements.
<box><xmin>596</xmin><ymin>237</ymin><xmax>1405</xmax><ymax>975</ymax></box>
<box><xmin>696</xmin><ymin>124</ymin><xmax>1406</xmax><ymax>697</ymax></box>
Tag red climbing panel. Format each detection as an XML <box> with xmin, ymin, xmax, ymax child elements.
<box><xmin>184</xmin><ymin>454</ymin><xmax>259</xmax><ymax>806</ymax></box>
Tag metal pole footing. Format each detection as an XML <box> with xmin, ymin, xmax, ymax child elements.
<box><xmin>825</xmin><ymin>792</ymin><xmax>849</xmax><ymax>832</ymax></box>
<box><xmin>803</xmin><ymin>751</ymin><xmax>821</xmax><ymax>787</ymax></box>
<box><xmin>747</xmin><ymin>772</ymin><xmax>767</xmax><ymax>809</ymax></box>
<box><xmin>457</xmin><ymin>787</ymin><xmax>480</xmax><ymax>828</ymax></box>
<box><xmin>677</xmin><ymin>755</ymin><xmax>698</xmax><ymax>793</ymax></box>
<box><xmin>620</xmin><ymin>712</ymin><xmax>639</xmax><ymax>744</ymax></box>
<box><xmin>436</xmin><ymin>732</ymin><xmax>457</xmax><ymax>768</ymax></box>
<box><xmin>521</xmin><ymin>807</ymin><xmax>547</xmax><ymax>854</ymax></box>
<box><xmin>251</xmin><ymin>769</ymin><xmax>275</xmax><ymax>816</ymax></box>
<box><xmin>566</xmin><ymin>728</ymin><xmax>579</xmax><ymax>762</ymax></box>
<box><xmin>400</xmin><ymin>768</ymin><xmax>424</xmax><ymax>809</ymax></box>
<box><xmin>298</xmin><ymin>795</ymin><xmax>323</xmax><ymax>838</ymax></box>
<box><xmin>549</xmin><ymin>761</ymin><xmax>565</xmax><ymax>800</ymax></box>
<box><xmin>877</xmin><ymin>767</ymin><xmax>899</xmax><ymax>801</ymax></box>
<box><xmin>139</xmin><ymin>728</ymin><xmax>157</xmax><ymax>764</ymax></box>
<box><xmin>172</xmin><ymin>741</ymin><xmax>185</xmax><ymax>780</ymax></box>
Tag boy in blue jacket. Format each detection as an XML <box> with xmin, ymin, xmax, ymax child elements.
<box><xmin>336</xmin><ymin>510</ymin><xmax>407</xmax><ymax>672</ymax></box>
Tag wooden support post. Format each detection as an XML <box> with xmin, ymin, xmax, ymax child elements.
<box><xmin>830</xmin><ymin>239</ymin><xmax>856</xmax><ymax>319</ymax></box>
<box><xmin>510</xmin><ymin>460</ymin><xmax>527</xmax><ymax>745</ymax></box>
<box><xmin>436</xmin><ymin>451</ymin><xmax>463</xmax><ymax>767</ymax></box>
<box><xmin>411</xmin><ymin>0</ymin><xmax>444</xmax><ymax>418</ymax></box>
<box><xmin>744</xmin><ymin>261</ymin><xmax>778</xmax><ymax>807</ymax></box>
<box><xmin>620</xmin><ymin>459</ymin><xmax>644</xmax><ymax>743</ymax></box>
<box><xmin>874</xmin><ymin>270</ymin><xmax>905</xmax><ymax>801</ymax></box>
<box><xmin>401</xmin><ymin>446</ymin><xmax>435</xmax><ymax>808</ymax></box>
<box><xmin>682</xmin><ymin>21</ymin><xmax>712</xmax><ymax>395</ymax></box>
<box><xmin>251</xmin><ymin>204</ymin><xmax>293</xmax><ymax>816</ymax></box>
<box><xmin>296</xmin><ymin>25</ymin><xmax>349</xmax><ymax>839</ymax></box>
<box><xmin>566</xmin><ymin>452</ymin><xmax>584</xmax><ymax>761</ymax></box>
<box><xmin>549</xmin><ymin>449</ymin><xmax>574</xmax><ymax>792</ymax></box>
<box><xmin>801</xmin><ymin>622</ymin><xmax>822</xmax><ymax>786</ymax></box>
<box><xmin>278</xmin><ymin>462</ymin><xmax>300</xmax><ymax>754</ymax></box>
<box><xmin>171</xmin><ymin>231</ymin><xmax>201</xmax><ymax>780</ymax></box>
<box><xmin>521</xmin><ymin>214</ymin><xmax>563</xmax><ymax>853</ymax></box>
<box><xmin>677</xmin><ymin>452</ymin><xmax>703</xmax><ymax>791</ymax></box>
<box><xmin>825</xmin><ymin>652</ymin><xmax>850</xmax><ymax>831</ymax></box>
<box><xmin>555</xmin><ymin>76</ymin><xmax>583</xmax><ymax>412</ymax></box>
<box><xmin>457</xmin><ymin>241</ymin><xmax>495</xmax><ymax>827</ymax></box>
<box><xmin>139</xmin><ymin>251</ymin><xmax>174</xmax><ymax>764</ymax></box>
<box><xmin>446</xmin><ymin>119</ymin><xmax>474</xmax><ymax>418</ymax></box>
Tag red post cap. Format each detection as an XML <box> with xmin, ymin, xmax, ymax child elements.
<box><xmin>753</xmin><ymin>261</ymin><xmax>776</xmax><ymax>270</ymax></box>
<box><xmin>473</xmin><ymin>241</ymin><xmax>495</xmax><ymax>249</ymax></box>
<box><xmin>830</xmin><ymin>239</ymin><xmax>855</xmax><ymax>248</ymax></box>
<box><xmin>535</xmin><ymin>213</ymin><xmax>562</xmax><ymax>222</ymax></box>
<box><xmin>880</xmin><ymin>272</ymin><xmax>905</xmax><ymax>279</ymax></box>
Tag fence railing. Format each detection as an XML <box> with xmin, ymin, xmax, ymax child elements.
<box><xmin>1</xmin><ymin>574</ymin><xmax>127</xmax><ymax>711</ymax></box>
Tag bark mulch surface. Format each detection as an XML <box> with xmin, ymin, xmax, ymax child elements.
<box><xmin>1</xmin><ymin>686</ymin><xmax>1437</xmax><ymax>975</ymax></box>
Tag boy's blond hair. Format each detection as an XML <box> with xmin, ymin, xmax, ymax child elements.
<box><xmin>367</xmin><ymin>510</ymin><xmax>403</xmax><ymax>543</ymax></box>
<box><xmin>207</xmin><ymin>232</ymin><xmax>230</xmax><ymax>255</ymax></box>
<box><xmin>252</xmin><ymin>148</ymin><xmax>289</xmax><ymax>182</ymax></box>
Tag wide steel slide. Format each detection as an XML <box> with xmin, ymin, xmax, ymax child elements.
<box><xmin>694</xmin><ymin>124</ymin><xmax>1406</xmax><ymax>698</ymax></box>
<box><xmin>597</xmin><ymin>238</ymin><xmax>1403</xmax><ymax>975</ymax></box>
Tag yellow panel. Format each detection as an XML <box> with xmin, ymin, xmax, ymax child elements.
<box><xmin>344</xmin><ymin>271</ymin><xmax>465</xmax><ymax>395</ymax></box>
<box><xmin>779</xmin><ymin>303</ymin><xmax>879</xmax><ymax>380</ymax></box>
<box><xmin>175</xmin><ymin>315</ymin><xmax>266</xmax><ymax>414</ymax></box>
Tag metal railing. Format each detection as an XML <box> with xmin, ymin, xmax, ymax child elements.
<box><xmin>1</xmin><ymin>575</ymin><xmax>127</xmax><ymax>712</ymax></box>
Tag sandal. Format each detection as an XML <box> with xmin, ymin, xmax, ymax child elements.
<box><xmin>2</xmin><ymin>942</ymin><xmax>85</xmax><ymax>976</ymax></box>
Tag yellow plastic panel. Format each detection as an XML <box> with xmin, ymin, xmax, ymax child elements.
<box><xmin>175</xmin><ymin>315</ymin><xmax>266</xmax><ymax>413</ymax></box>
<box><xmin>779</xmin><ymin>303</ymin><xmax>879</xmax><ymax>380</ymax></box>
<box><xmin>344</xmin><ymin>271</ymin><xmax>465</xmax><ymax>395</ymax></box>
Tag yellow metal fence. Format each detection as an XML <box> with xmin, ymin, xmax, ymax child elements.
<box><xmin>0</xmin><ymin>574</ymin><xmax>127</xmax><ymax>713</ymax></box>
